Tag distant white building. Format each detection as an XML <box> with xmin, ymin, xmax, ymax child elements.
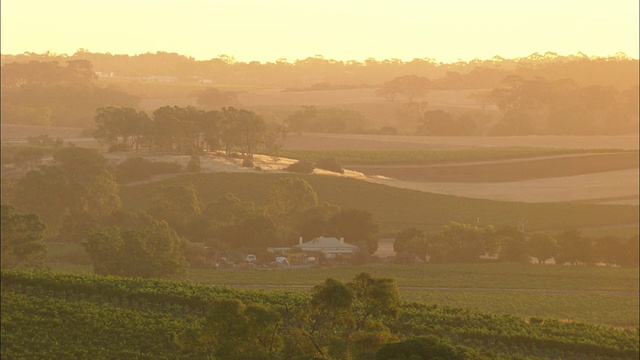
<box><xmin>143</xmin><ymin>75</ymin><xmax>178</xmax><ymax>82</ymax></box>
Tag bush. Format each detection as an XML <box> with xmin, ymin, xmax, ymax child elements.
<box><xmin>114</xmin><ymin>157</ymin><xmax>153</xmax><ymax>183</ymax></box>
<box><xmin>107</xmin><ymin>143</ymin><xmax>129</xmax><ymax>153</ymax></box>
<box><xmin>375</xmin><ymin>335</ymin><xmax>469</xmax><ymax>360</ymax></box>
<box><xmin>315</xmin><ymin>157</ymin><xmax>344</xmax><ymax>174</ymax></box>
<box><xmin>148</xmin><ymin>161</ymin><xmax>182</xmax><ymax>174</ymax></box>
<box><xmin>285</xmin><ymin>159</ymin><xmax>315</xmax><ymax>173</ymax></box>
<box><xmin>379</xmin><ymin>126</ymin><xmax>398</xmax><ymax>135</ymax></box>
<box><xmin>115</xmin><ymin>157</ymin><xmax>182</xmax><ymax>183</ymax></box>
<box><xmin>254</xmin><ymin>166</ymin><xmax>262</xmax><ymax>171</ymax></box>
<box><xmin>393</xmin><ymin>251</ymin><xmax>418</xmax><ymax>264</ymax></box>
<box><xmin>242</xmin><ymin>158</ymin><xmax>254</xmax><ymax>168</ymax></box>
<box><xmin>187</xmin><ymin>155</ymin><xmax>201</xmax><ymax>172</ymax></box>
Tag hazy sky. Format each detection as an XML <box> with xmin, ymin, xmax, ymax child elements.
<box><xmin>2</xmin><ymin>0</ymin><xmax>638</xmax><ymax>63</ymax></box>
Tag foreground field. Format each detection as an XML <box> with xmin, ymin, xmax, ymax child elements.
<box><xmin>45</xmin><ymin>259</ymin><xmax>639</xmax><ymax>328</ymax></box>
<box><xmin>2</xmin><ymin>270</ymin><xmax>638</xmax><ymax>359</ymax></box>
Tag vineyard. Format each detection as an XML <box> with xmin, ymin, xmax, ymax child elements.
<box><xmin>2</xmin><ymin>270</ymin><xmax>638</xmax><ymax>359</ymax></box>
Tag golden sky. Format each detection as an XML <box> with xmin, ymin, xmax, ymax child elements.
<box><xmin>2</xmin><ymin>0</ymin><xmax>638</xmax><ymax>62</ymax></box>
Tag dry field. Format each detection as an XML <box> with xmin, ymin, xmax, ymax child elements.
<box><xmin>347</xmin><ymin>152</ymin><xmax>639</xmax><ymax>182</ymax></box>
<box><xmin>102</xmin><ymin>147</ymin><xmax>638</xmax><ymax>206</ymax></box>
<box><xmin>282</xmin><ymin>133</ymin><xmax>639</xmax><ymax>205</ymax></box>
<box><xmin>239</xmin><ymin>88</ymin><xmax>485</xmax><ymax>108</ymax></box>
<box><xmin>283</xmin><ymin>133</ymin><xmax>640</xmax><ymax>151</ymax></box>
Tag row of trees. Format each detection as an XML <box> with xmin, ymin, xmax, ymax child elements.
<box><xmin>3</xmin><ymin>51</ymin><xmax>636</xmax><ymax>90</ymax></box>
<box><xmin>285</xmin><ymin>105</ymin><xmax>372</xmax><ymax>134</ymax></box>
<box><xmin>1</xmin><ymin>60</ymin><xmax>138</xmax><ymax>128</ymax></box>
<box><xmin>403</xmin><ymin>76</ymin><xmax>638</xmax><ymax>136</ymax></box>
<box><xmin>1</xmin><ymin>59</ymin><xmax>96</xmax><ymax>88</ymax></box>
<box><xmin>94</xmin><ymin>105</ymin><xmax>286</xmax><ymax>158</ymax></box>
<box><xmin>483</xmin><ymin>77</ymin><xmax>639</xmax><ymax>135</ymax></box>
<box><xmin>1</xmin><ymin>84</ymin><xmax>138</xmax><ymax>128</ymax></box>
<box><xmin>394</xmin><ymin>224</ymin><xmax>639</xmax><ymax>267</ymax></box>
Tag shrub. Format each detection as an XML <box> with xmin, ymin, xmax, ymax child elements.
<box><xmin>375</xmin><ymin>335</ymin><xmax>469</xmax><ymax>360</ymax></box>
<box><xmin>254</xmin><ymin>166</ymin><xmax>262</xmax><ymax>171</ymax></box>
<box><xmin>187</xmin><ymin>155</ymin><xmax>201</xmax><ymax>172</ymax></box>
<box><xmin>107</xmin><ymin>143</ymin><xmax>128</xmax><ymax>153</ymax></box>
<box><xmin>285</xmin><ymin>159</ymin><xmax>315</xmax><ymax>173</ymax></box>
<box><xmin>148</xmin><ymin>161</ymin><xmax>182</xmax><ymax>174</ymax></box>
<box><xmin>114</xmin><ymin>157</ymin><xmax>153</xmax><ymax>183</ymax></box>
<box><xmin>393</xmin><ymin>251</ymin><xmax>417</xmax><ymax>264</ymax></box>
<box><xmin>315</xmin><ymin>157</ymin><xmax>344</xmax><ymax>174</ymax></box>
<box><xmin>115</xmin><ymin>157</ymin><xmax>182</xmax><ymax>183</ymax></box>
<box><xmin>379</xmin><ymin>126</ymin><xmax>398</xmax><ymax>135</ymax></box>
<box><xmin>242</xmin><ymin>158</ymin><xmax>254</xmax><ymax>168</ymax></box>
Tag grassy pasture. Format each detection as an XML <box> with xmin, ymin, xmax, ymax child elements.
<box><xmin>118</xmin><ymin>172</ymin><xmax>639</xmax><ymax>235</ymax></box>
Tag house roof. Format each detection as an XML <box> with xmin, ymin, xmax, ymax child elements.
<box><xmin>294</xmin><ymin>236</ymin><xmax>358</xmax><ymax>253</ymax></box>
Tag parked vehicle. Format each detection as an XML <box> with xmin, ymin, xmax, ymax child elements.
<box><xmin>244</xmin><ymin>254</ymin><xmax>257</xmax><ymax>263</ymax></box>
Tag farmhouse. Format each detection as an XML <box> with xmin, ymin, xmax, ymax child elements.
<box><xmin>267</xmin><ymin>236</ymin><xmax>360</xmax><ymax>262</ymax></box>
<box><xmin>294</xmin><ymin>236</ymin><xmax>359</xmax><ymax>258</ymax></box>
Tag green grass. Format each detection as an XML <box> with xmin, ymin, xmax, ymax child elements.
<box><xmin>118</xmin><ymin>172</ymin><xmax>639</xmax><ymax>235</ymax></box>
<box><xmin>270</xmin><ymin>148</ymin><xmax>629</xmax><ymax>165</ymax></box>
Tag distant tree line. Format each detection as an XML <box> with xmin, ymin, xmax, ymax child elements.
<box><xmin>3</xmin><ymin>56</ymin><xmax>637</xmax><ymax>137</ymax></box>
<box><xmin>394</xmin><ymin>224</ymin><xmax>638</xmax><ymax>267</ymax></box>
<box><xmin>484</xmin><ymin>76</ymin><xmax>638</xmax><ymax>135</ymax></box>
<box><xmin>3</xmin><ymin>50</ymin><xmax>636</xmax><ymax>90</ymax></box>
<box><xmin>1</xmin><ymin>60</ymin><xmax>138</xmax><ymax>127</ymax></box>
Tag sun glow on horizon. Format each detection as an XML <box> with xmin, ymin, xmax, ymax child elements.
<box><xmin>2</xmin><ymin>0</ymin><xmax>638</xmax><ymax>63</ymax></box>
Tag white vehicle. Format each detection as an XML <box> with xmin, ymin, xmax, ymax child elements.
<box><xmin>245</xmin><ymin>254</ymin><xmax>257</xmax><ymax>263</ymax></box>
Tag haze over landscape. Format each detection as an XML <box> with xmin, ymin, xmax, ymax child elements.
<box><xmin>1</xmin><ymin>1</ymin><xmax>639</xmax><ymax>359</ymax></box>
<box><xmin>2</xmin><ymin>0</ymin><xmax>639</xmax><ymax>63</ymax></box>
